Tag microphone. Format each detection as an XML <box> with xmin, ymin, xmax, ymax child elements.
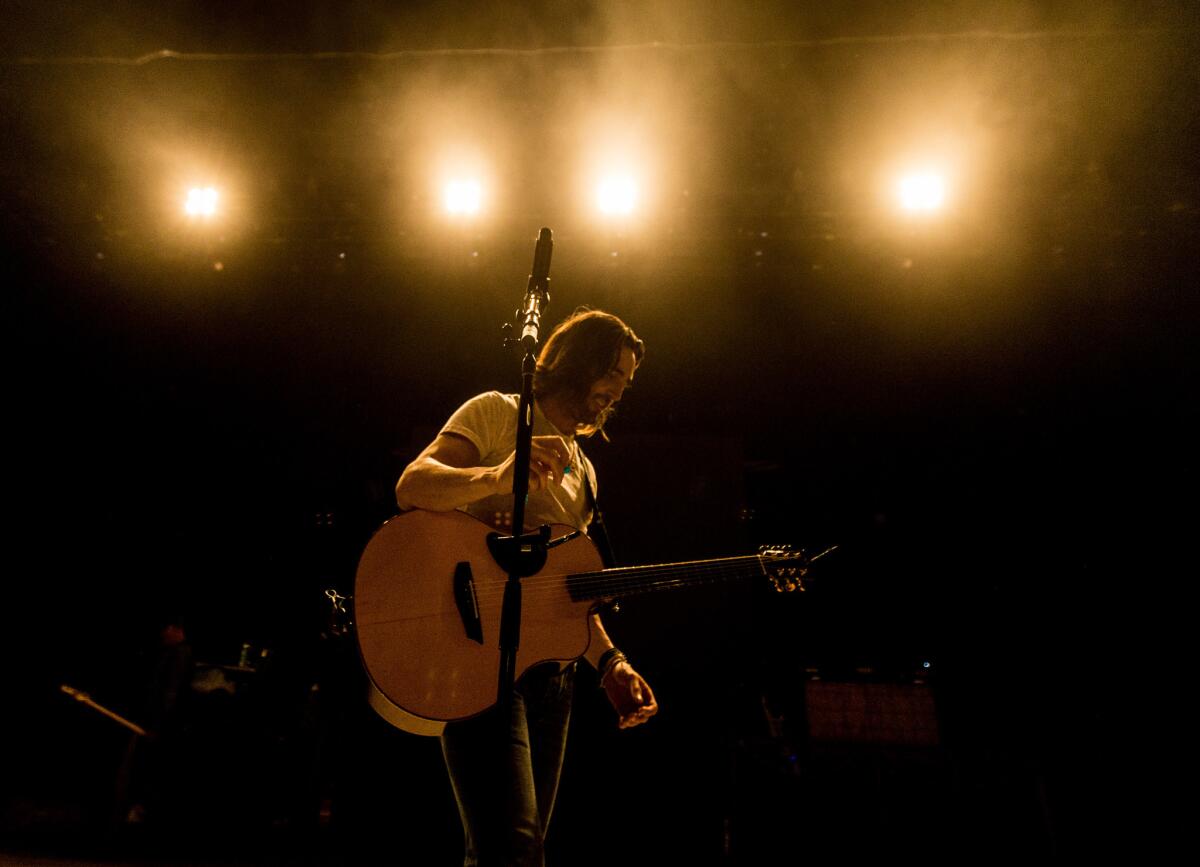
<box><xmin>528</xmin><ymin>226</ymin><xmax>553</xmax><ymax>294</ymax></box>
<box><xmin>520</xmin><ymin>227</ymin><xmax>553</xmax><ymax>350</ymax></box>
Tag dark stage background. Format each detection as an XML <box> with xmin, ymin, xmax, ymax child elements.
<box><xmin>3</xmin><ymin>3</ymin><xmax>1195</xmax><ymax>864</ymax></box>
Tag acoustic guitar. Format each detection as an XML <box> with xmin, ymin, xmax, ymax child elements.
<box><xmin>354</xmin><ymin>509</ymin><xmax>823</xmax><ymax>735</ymax></box>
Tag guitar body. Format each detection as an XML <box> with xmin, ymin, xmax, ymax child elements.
<box><xmin>353</xmin><ymin>509</ymin><xmax>602</xmax><ymax>735</ymax></box>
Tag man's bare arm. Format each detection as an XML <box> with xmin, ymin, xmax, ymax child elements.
<box><xmin>395</xmin><ymin>433</ymin><xmax>500</xmax><ymax>512</ymax></box>
<box><xmin>395</xmin><ymin>432</ymin><xmax>571</xmax><ymax>512</ymax></box>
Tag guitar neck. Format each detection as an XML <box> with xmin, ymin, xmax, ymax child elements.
<box><xmin>566</xmin><ymin>555</ymin><xmax>770</xmax><ymax>602</ymax></box>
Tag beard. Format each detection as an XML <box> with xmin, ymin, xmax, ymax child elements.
<box><xmin>571</xmin><ymin>391</ymin><xmax>616</xmax><ymax>432</ymax></box>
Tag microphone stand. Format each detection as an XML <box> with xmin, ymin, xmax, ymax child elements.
<box><xmin>494</xmin><ymin>227</ymin><xmax>553</xmax><ymax>706</ymax></box>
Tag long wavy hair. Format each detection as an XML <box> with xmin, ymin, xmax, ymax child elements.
<box><xmin>534</xmin><ymin>308</ymin><xmax>644</xmax><ymax>437</ymax></box>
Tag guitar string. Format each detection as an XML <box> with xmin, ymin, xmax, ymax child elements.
<box><xmin>457</xmin><ymin>560</ymin><xmax>782</xmax><ymax>617</ymax></box>
<box><xmin>469</xmin><ymin>552</ymin><xmax>800</xmax><ymax>598</ymax></box>
<box><xmin>428</xmin><ymin>555</ymin><xmax>804</xmax><ymax>621</ymax></box>
<box><xmin>469</xmin><ymin>556</ymin><xmax>765</xmax><ymax>596</ymax></box>
<box><xmin>470</xmin><ymin>560</ymin><xmax>771</xmax><ymax>601</ymax></box>
<box><xmin>361</xmin><ymin>560</ymin><xmax>775</xmax><ymax>626</ymax></box>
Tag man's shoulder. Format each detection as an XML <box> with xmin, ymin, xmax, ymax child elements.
<box><xmin>445</xmin><ymin>391</ymin><xmax>519</xmax><ymax>431</ymax></box>
<box><xmin>453</xmin><ymin>390</ymin><xmax>518</xmax><ymax>416</ymax></box>
<box><xmin>442</xmin><ymin>392</ymin><xmax>519</xmax><ymax>460</ymax></box>
<box><xmin>474</xmin><ymin>390</ymin><xmax>519</xmax><ymax>407</ymax></box>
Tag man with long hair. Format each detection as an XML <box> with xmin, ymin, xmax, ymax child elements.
<box><xmin>395</xmin><ymin>308</ymin><xmax>657</xmax><ymax>865</ymax></box>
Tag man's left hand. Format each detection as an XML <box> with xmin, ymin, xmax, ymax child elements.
<box><xmin>601</xmin><ymin>661</ymin><xmax>658</xmax><ymax>729</ymax></box>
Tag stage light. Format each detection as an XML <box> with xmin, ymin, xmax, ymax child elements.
<box><xmin>896</xmin><ymin>171</ymin><xmax>947</xmax><ymax>214</ymax></box>
<box><xmin>442</xmin><ymin>179</ymin><xmax>483</xmax><ymax>216</ymax></box>
<box><xmin>595</xmin><ymin>174</ymin><xmax>638</xmax><ymax>217</ymax></box>
<box><xmin>183</xmin><ymin>186</ymin><xmax>220</xmax><ymax>218</ymax></box>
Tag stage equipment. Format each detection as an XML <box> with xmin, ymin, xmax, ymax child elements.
<box><xmin>805</xmin><ymin>678</ymin><xmax>939</xmax><ymax>747</ymax></box>
<box><xmin>60</xmin><ymin>684</ymin><xmax>147</xmax><ymax>736</ymax></box>
<box><xmin>493</xmin><ymin>226</ymin><xmax>554</xmax><ymax>708</ymax></box>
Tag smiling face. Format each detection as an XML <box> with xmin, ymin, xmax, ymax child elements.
<box><xmin>533</xmin><ymin>309</ymin><xmax>644</xmax><ymax>437</ymax></box>
<box><xmin>576</xmin><ymin>344</ymin><xmax>637</xmax><ymax>428</ymax></box>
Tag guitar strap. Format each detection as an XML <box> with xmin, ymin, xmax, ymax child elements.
<box><xmin>578</xmin><ymin>446</ymin><xmax>618</xmax><ymax>569</ymax></box>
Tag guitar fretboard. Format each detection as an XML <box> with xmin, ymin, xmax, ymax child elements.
<box><xmin>566</xmin><ymin>555</ymin><xmax>778</xmax><ymax>601</ymax></box>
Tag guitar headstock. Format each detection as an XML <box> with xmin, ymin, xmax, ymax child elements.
<box><xmin>759</xmin><ymin>545</ymin><xmax>808</xmax><ymax>593</ymax></box>
<box><xmin>759</xmin><ymin>544</ymin><xmax>837</xmax><ymax>593</ymax></box>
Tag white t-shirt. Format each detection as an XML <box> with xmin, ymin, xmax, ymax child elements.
<box><xmin>441</xmin><ymin>391</ymin><xmax>596</xmax><ymax>532</ymax></box>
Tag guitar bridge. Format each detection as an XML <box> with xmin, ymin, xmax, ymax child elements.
<box><xmin>453</xmin><ymin>561</ymin><xmax>483</xmax><ymax>645</ymax></box>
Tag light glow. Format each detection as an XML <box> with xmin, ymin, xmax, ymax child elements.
<box><xmin>443</xmin><ymin>179</ymin><xmax>483</xmax><ymax>216</ymax></box>
<box><xmin>595</xmin><ymin>174</ymin><xmax>638</xmax><ymax>217</ymax></box>
<box><xmin>896</xmin><ymin>171</ymin><xmax>947</xmax><ymax>214</ymax></box>
<box><xmin>183</xmin><ymin>186</ymin><xmax>220</xmax><ymax>218</ymax></box>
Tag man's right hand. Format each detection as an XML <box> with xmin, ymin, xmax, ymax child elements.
<box><xmin>493</xmin><ymin>434</ymin><xmax>572</xmax><ymax>494</ymax></box>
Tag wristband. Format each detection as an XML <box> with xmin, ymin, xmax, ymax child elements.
<box><xmin>597</xmin><ymin>648</ymin><xmax>627</xmax><ymax>684</ymax></box>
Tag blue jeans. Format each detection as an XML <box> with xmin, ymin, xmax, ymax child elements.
<box><xmin>441</xmin><ymin>663</ymin><xmax>575</xmax><ymax>867</ymax></box>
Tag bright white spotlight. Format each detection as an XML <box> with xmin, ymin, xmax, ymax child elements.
<box><xmin>184</xmin><ymin>186</ymin><xmax>220</xmax><ymax>218</ymax></box>
<box><xmin>443</xmin><ymin>179</ymin><xmax>483</xmax><ymax>216</ymax></box>
<box><xmin>896</xmin><ymin>171</ymin><xmax>947</xmax><ymax>214</ymax></box>
<box><xmin>595</xmin><ymin>174</ymin><xmax>638</xmax><ymax>216</ymax></box>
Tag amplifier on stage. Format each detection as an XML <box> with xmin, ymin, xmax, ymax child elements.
<box><xmin>804</xmin><ymin>678</ymin><xmax>939</xmax><ymax>747</ymax></box>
